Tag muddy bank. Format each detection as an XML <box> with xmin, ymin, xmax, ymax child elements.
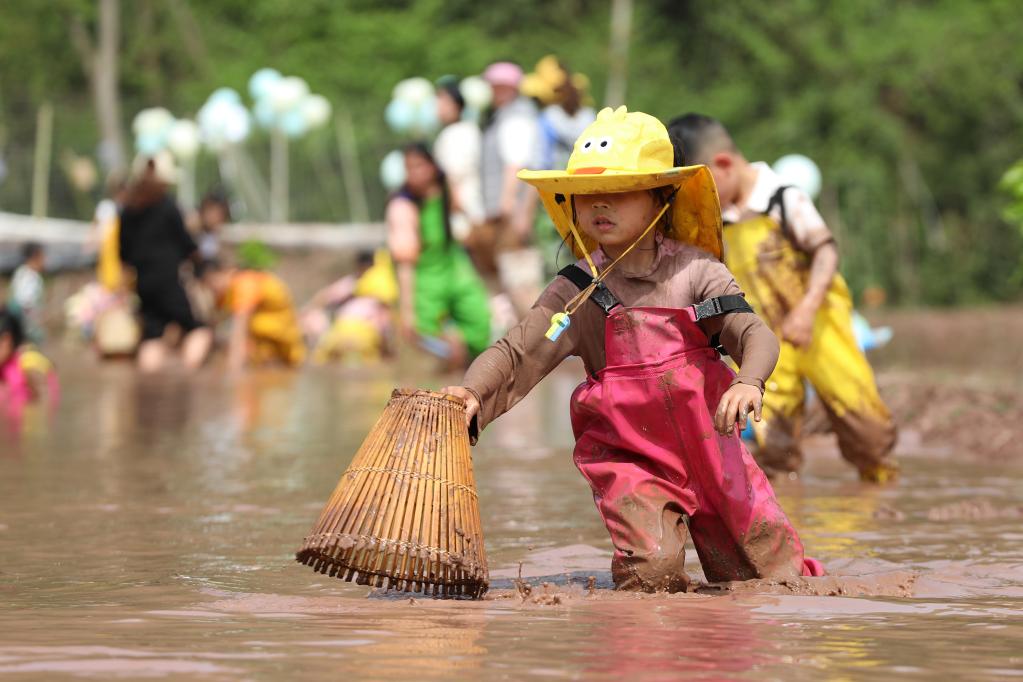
<box><xmin>878</xmin><ymin>371</ymin><xmax>1023</xmax><ymax>460</ymax></box>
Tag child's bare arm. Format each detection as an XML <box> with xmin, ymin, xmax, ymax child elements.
<box><xmin>781</xmin><ymin>241</ymin><xmax>837</xmax><ymax>348</ymax></box>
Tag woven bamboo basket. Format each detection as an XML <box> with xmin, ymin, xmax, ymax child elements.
<box><xmin>296</xmin><ymin>388</ymin><xmax>488</xmax><ymax>598</ymax></box>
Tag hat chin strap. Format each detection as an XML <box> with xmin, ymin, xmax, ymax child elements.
<box><xmin>562</xmin><ymin>190</ymin><xmax>677</xmax><ymax>317</ymax></box>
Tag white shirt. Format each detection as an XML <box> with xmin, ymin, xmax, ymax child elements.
<box><xmin>434</xmin><ymin>120</ymin><xmax>484</xmax><ymax>225</ymax></box>
<box><xmin>721</xmin><ymin>161</ymin><xmax>833</xmax><ymax>253</ymax></box>
<box><xmin>10</xmin><ymin>265</ymin><xmax>43</xmax><ymax>312</ymax></box>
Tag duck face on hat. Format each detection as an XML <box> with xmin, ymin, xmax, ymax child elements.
<box><xmin>567</xmin><ymin>106</ymin><xmax>675</xmax><ymax>177</ymax></box>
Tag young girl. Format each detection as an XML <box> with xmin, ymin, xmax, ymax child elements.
<box><xmin>0</xmin><ymin>309</ymin><xmax>58</xmax><ymax>404</ymax></box>
<box><xmin>443</xmin><ymin>106</ymin><xmax>822</xmax><ymax>592</ymax></box>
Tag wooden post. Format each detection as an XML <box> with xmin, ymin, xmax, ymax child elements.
<box><xmin>605</xmin><ymin>0</ymin><xmax>633</xmax><ymax>108</ymax></box>
<box><xmin>31</xmin><ymin>103</ymin><xmax>54</xmax><ymax>218</ymax></box>
<box><xmin>334</xmin><ymin>108</ymin><xmax>370</xmax><ymax>224</ymax></box>
<box><xmin>270</xmin><ymin>128</ymin><xmax>289</xmax><ymax>223</ymax></box>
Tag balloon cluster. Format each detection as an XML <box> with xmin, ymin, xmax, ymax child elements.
<box><xmin>380</xmin><ymin>74</ymin><xmax>493</xmax><ymax>189</ymax></box>
<box><xmin>132</xmin><ymin>107</ymin><xmax>201</xmax><ymax>160</ymax></box>
<box><xmin>383</xmin><ymin>75</ymin><xmax>493</xmax><ymax>137</ymax></box>
<box><xmin>197</xmin><ymin>88</ymin><xmax>252</xmax><ymax>152</ymax></box>
<box><xmin>248</xmin><ymin>68</ymin><xmax>332</xmax><ymax>138</ymax></box>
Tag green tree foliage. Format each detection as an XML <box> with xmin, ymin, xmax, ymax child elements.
<box><xmin>0</xmin><ymin>0</ymin><xmax>1020</xmax><ymax>305</ymax></box>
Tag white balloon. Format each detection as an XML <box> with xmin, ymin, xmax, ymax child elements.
<box><xmin>166</xmin><ymin>119</ymin><xmax>201</xmax><ymax>159</ymax></box>
<box><xmin>132</xmin><ymin>107</ymin><xmax>175</xmax><ymax>138</ymax></box>
<box><xmin>380</xmin><ymin>150</ymin><xmax>406</xmax><ymax>191</ymax></box>
<box><xmin>302</xmin><ymin>94</ymin><xmax>332</xmax><ymax>129</ymax></box>
<box><xmin>198</xmin><ymin>96</ymin><xmax>251</xmax><ymax>150</ymax></box>
<box><xmin>221</xmin><ymin>106</ymin><xmax>251</xmax><ymax>144</ymax></box>
<box><xmin>773</xmin><ymin>154</ymin><xmax>822</xmax><ymax>200</ymax></box>
<box><xmin>393</xmin><ymin>77</ymin><xmax>434</xmax><ymax>106</ymax></box>
<box><xmin>460</xmin><ymin>76</ymin><xmax>493</xmax><ymax>112</ymax></box>
<box><xmin>268</xmin><ymin>76</ymin><xmax>310</xmax><ymax>114</ymax></box>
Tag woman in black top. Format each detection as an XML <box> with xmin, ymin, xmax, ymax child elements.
<box><xmin>119</xmin><ymin>155</ymin><xmax>212</xmax><ymax>372</ymax></box>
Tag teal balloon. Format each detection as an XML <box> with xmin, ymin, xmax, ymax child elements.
<box><xmin>280</xmin><ymin>108</ymin><xmax>308</xmax><ymax>138</ymax></box>
<box><xmin>380</xmin><ymin>150</ymin><xmax>406</xmax><ymax>191</ymax></box>
<box><xmin>413</xmin><ymin>101</ymin><xmax>439</xmax><ymax>135</ymax></box>
<box><xmin>136</xmin><ymin>132</ymin><xmax>164</xmax><ymax>155</ymax></box>
<box><xmin>254</xmin><ymin>99</ymin><xmax>277</xmax><ymax>129</ymax></box>
<box><xmin>248</xmin><ymin>68</ymin><xmax>282</xmax><ymax>102</ymax></box>
<box><xmin>209</xmin><ymin>87</ymin><xmax>242</xmax><ymax>106</ymax></box>
<box><xmin>385</xmin><ymin>99</ymin><xmax>415</xmax><ymax>133</ymax></box>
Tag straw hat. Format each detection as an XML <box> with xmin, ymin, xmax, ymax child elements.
<box><xmin>518</xmin><ymin>106</ymin><xmax>723</xmax><ymax>259</ymax></box>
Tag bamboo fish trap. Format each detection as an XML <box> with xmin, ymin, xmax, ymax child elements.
<box><xmin>296</xmin><ymin>388</ymin><xmax>489</xmax><ymax>598</ymax></box>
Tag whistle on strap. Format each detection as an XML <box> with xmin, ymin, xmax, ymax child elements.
<box><xmin>545</xmin><ymin>312</ymin><xmax>571</xmax><ymax>342</ymax></box>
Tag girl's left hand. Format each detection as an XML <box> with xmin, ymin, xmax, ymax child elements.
<box><xmin>714</xmin><ymin>383</ymin><xmax>763</xmax><ymax>436</ymax></box>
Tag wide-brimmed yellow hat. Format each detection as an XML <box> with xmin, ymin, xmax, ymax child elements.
<box><xmin>518</xmin><ymin>106</ymin><xmax>723</xmax><ymax>259</ymax></box>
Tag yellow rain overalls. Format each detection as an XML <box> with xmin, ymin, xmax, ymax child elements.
<box><xmin>723</xmin><ymin>187</ymin><xmax>897</xmax><ymax>482</ymax></box>
<box><xmin>224</xmin><ymin>271</ymin><xmax>306</xmax><ymax>366</ymax></box>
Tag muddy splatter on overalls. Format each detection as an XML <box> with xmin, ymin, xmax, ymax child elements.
<box><xmin>560</xmin><ymin>266</ymin><xmax>823</xmax><ymax>591</ymax></box>
<box><xmin>723</xmin><ymin>186</ymin><xmax>897</xmax><ymax>482</ymax></box>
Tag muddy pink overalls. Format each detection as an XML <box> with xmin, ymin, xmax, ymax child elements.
<box><xmin>561</xmin><ymin>267</ymin><xmax>822</xmax><ymax>590</ymax></box>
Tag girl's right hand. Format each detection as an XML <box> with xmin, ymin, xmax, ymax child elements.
<box><xmin>441</xmin><ymin>385</ymin><xmax>479</xmax><ymax>428</ymax></box>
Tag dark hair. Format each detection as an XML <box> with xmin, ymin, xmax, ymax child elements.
<box><xmin>22</xmin><ymin>242</ymin><xmax>43</xmax><ymax>263</ymax></box>
<box><xmin>200</xmin><ymin>189</ymin><xmax>232</xmax><ymax>221</ymax></box>
<box><xmin>0</xmin><ymin>308</ymin><xmax>25</xmax><ymax>349</ymax></box>
<box><xmin>355</xmin><ymin>250</ymin><xmax>375</xmax><ymax>268</ymax></box>
<box><xmin>666</xmin><ymin>113</ymin><xmax>734</xmax><ymax>166</ymax></box>
<box><xmin>399</xmin><ymin>143</ymin><xmax>454</xmax><ymax>247</ymax></box>
<box><xmin>435</xmin><ymin>76</ymin><xmax>465</xmax><ymax>112</ymax></box>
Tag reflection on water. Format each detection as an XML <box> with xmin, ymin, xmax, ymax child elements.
<box><xmin>1</xmin><ymin>359</ymin><xmax>1022</xmax><ymax>680</ymax></box>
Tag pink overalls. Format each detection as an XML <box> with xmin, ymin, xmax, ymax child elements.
<box><xmin>569</xmin><ymin>299</ymin><xmax>823</xmax><ymax>591</ymax></box>
<box><xmin>0</xmin><ymin>349</ymin><xmax>59</xmax><ymax>403</ymax></box>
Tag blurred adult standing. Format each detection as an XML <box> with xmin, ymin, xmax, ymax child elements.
<box><xmin>475</xmin><ymin>61</ymin><xmax>543</xmax><ymax>318</ymax></box>
<box><xmin>433</xmin><ymin>77</ymin><xmax>483</xmax><ymax>243</ymax></box>
<box><xmin>523</xmin><ymin>56</ymin><xmax>597</xmax><ymax>276</ymax></box>
<box><xmin>535</xmin><ymin>59</ymin><xmax>596</xmax><ymax>172</ymax></box>
<box><xmin>119</xmin><ymin>152</ymin><xmax>211</xmax><ymax>372</ymax></box>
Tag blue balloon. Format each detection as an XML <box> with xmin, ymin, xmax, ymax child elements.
<box><xmin>209</xmin><ymin>87</ymin><xmax>242</xmax><ymax>106</ymax></box>
<box><xmin>385</xmin><ymin>99</ymin><xmax>415</xmax><ymax>133</ymax></box>
<box><xmin>380</xmin><ymin>149</ymin><xmax>406</xmax><ymax>191</ymax></box>
<box><xmin>280</xmin><ymin>108</ymin><xmax>308</xmax><ymax>138</ymax></box>
<box><xmin>248</xmin><ymin>68</ymin><xmax>282</xmax><ymax>102</ymax></box>
<box><xmin>254</xmin><ymin>99</ymin><xmax>277</xmax><ymax>130</ymax></box>
<box><xmin>136</xmin><ymin>132</ymin><xmax>164</xmax><ymax>155</ymax></box>
<box><xmin>412</xmin><ymin>101</ymin><xmax>439</xmax><ymax>135</ymax></box>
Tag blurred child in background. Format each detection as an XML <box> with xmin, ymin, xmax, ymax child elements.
<box><xmin>302</xmin><ymin>249</ymin><xmax>398</xmax><ymax>364</ymax></box>
<box><xmin>204</xmin><ymin>243</ymin><xmax>305</xmax><ymax>370</ymax></box>
<box><xmin>0</xmin><ymin>308</ymin><xmax>58</xmax><ymax>404</ymax></box>
<box><xmin>669</xmin><ymin>113</ymin><xmax>897</xmax><ymax>483</ymax></box>
<box><xmin>196</xmin><ymin>190</ymin><xmax>231</xmax><ymax>264</ymax></box>
<box><xmin>6</xmin><ymin>243</ymin><xmax>46</xmax><ymax>344</ymax></box>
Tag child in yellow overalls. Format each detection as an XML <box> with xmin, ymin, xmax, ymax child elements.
<box><xmin>205</xmin><ymin>263</ymin><xmax>305</xmax><ymax>369</ymax></box>
<box><xmin>668</xmin><ymin>113</ymin><xmax>897</xmax><ymax>483</ymax></box>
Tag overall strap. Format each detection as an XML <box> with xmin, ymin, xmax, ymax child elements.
<box><xmin>558</xmin><ymin>264</ymin><xmax>622</xmax><ymax>315</ymax></box>
<box><xmin>691</xmin><ymin>295</ymin><xmax>755</xmax><ymax>355</ymax></box>
<box><xmin>764</xmin><ymin>185</ymin><xmax>796</xmax><ymax>243</ymax></box>
<box><xmin>691</xmin><ymin>295</ymin><xmax>754</xmax><ymax>321</ymax></box>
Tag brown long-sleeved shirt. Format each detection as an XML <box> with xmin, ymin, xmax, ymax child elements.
<box><xmin>463</xmin><ymin>236</ymin><xmax>780</xmax><ymax>432</ymax></box>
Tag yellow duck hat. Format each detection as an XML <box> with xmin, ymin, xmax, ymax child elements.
<box><xmin>518</xmin><ymin>106</ymin><xmax>723</xmax><ymax>259</ymax></box>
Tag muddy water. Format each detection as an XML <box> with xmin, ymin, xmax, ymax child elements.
<box><xmin>1</xmin><ymin>358</ymin><xmax>1022</xmax><ymax>680</ymax></box>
